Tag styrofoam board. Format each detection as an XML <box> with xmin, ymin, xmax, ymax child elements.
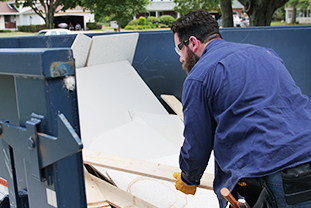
<box><xmin>71</xmin><ymin>33</ymin><xmax>92</xmax><ymax>68</ymax></box>
<box><xmin>86</xmin><ymin>33</ymin><xmax>139</xmax><ymax>67</ymax></box>
<box><xmin>87</xmin><ymin>117</ymin><xmax>179</xmax><ymax>160</ymax></box>
<box><xmin>135</xmin><ymin>112</ymin><xmax>185</xmax><ymax>148</ymax></box>
<box><xmin>76</xmin><ymin>60</ymin><xmax>168</xmax><ymax>145</ymax></box>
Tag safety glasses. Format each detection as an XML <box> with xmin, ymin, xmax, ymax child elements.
<box><xmin>175</xmin><ymin>38</ymin><xmax>189</xmax><ymax>56</ymax></box>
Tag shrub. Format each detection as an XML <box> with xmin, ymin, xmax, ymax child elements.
<box><xmin>86</xmin><ymin>22</ymin><xmax>97</xmax><ymax>30</ymax></box>
<box><xmin>124</xmin><ymin>25</ymin><xmax>136</xmax><ymax>30</ymax></box>
<box><xmin>127</xmin><ymin>19</ymin><xmax>139</xmax><ymax>26</ymax></box>
<box><xmin>147</xmin><ymin>16</ymin><xmax>159</xmax><ymax>24</ymax></box>
<box><xmin>18</xmin><ymin>24</ymin><xmax>45</xmax><ymax>32</ymax></box>
<box><xmin>147</xmin><ymin>21</ymin><xmax>153</xmax><ymax>27</ymax></box>
<box><xmin>86</xmin><ymin>22</ymin><xmax>102</xmax><ymax>30</ymax></box>
<box><xmin>0</xmin><ymin>30</ymin><xmax>11</xmax><ymax>33</ymax></box>
<box><xmin>137</xmin><ymin>25</ymin><xmax>151</xmax><ymax>30</ymax></box>
<box><xmin>159</xmin><ymin>15</ymin><xmax>175</xmax><ymax>25</ymax></box>
<box><xmin>138</xmin><ymin>16</ymin><xmax>147</xmax><ymax>25</ymax></box>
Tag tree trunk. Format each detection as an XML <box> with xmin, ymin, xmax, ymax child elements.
<box><xmin>117</xmin><ymin>18</ymin><xmax>121</xmax><ymax>32</ymax></box>
<box><xmin>47</xmin><ymin>4</ymin><xmax>55</xmax><ymax>29</ymax></box>
<box><xmin>220</xmin><ymin>0</ymin><xmax>234</xmax><ymax>27</ymax></box>
<box><xmin>239</xmin><ymin>0</ymin><xmax>289</xmax><ymax>26</ymax></box>
<box><xmin>118</xmin><ymin>24</ymin><xmax>121</xmax><ymax>32</ymax></box>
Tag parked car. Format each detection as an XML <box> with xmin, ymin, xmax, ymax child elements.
<box><xmin>58</xmin><ymin>22</ymin><xmax>68</xmax><ymax>28</ymax></box>
<box><xmin>35</xmin><ymin>29</ymin><xmax>73</xmax><ymax>36</ymax></box>
<box><xmin>216</xmin><ymin>15</ymin><xmax>243</xmax><ymax>27</ymax></box>
<box><xmin>233</xmin><ymin>15</ymin><xmax>243</xmax><ymax>27</ymax></box>
<box><xmin>242</xmin><ymin>17</ymin><xmax>250</xmax><ymax>27</ymax></box>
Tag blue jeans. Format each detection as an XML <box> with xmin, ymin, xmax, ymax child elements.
<box><xmin>264</xmin><ymin>171</ymin><xmax>311</xmax><ymax>208</ymax></box>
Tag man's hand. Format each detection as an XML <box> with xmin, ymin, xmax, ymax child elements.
<box><xmin>173</xmin><ymin>172</ymin><xmax>197</xmax><ymax>195</ymax></box>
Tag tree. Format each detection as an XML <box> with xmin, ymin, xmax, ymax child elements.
<box><xmin>15</xmin><ymin>0</ymin><xmax>81</xmax><ymax>29</ymax></box>
<box><xmin>173</xmin><ymin>0</ymin><xmax>220</xmax><ymax>15</ymax></box>
<box><xmin>286</xmin><ymin>0</ymin><xmax>310</xmax><ymax>24</ymax></box>
<box><xmin>220</xmin><ymin>0</ymin><xmax>233</xmax><ymax>27</ymax></box>
<box><xmin>82</xmin><ymin>0</ymin><xmax>150</xmax><ymax>32</ymax></box>
<box><xmin>237</xmin><ymin>0</ymin><xmax>289</xmax><ymax>26</ymax></box>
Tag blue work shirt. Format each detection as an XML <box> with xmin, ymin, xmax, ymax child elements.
<box><xmin>180</xmin><ymin>39</ymin><xmax>311</xmax><ymax>207</ymax></box>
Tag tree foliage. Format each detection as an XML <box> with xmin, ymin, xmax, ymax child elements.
<box><xmin>81</xmin><ymin>0</ymin><xmax>150</xmax><ymax>31</ymax></box>
<box><xmin>173</xmin><ymin>0</ymin><xmax>220</xmax><ymax>15</ymax></box>
<box><xmin>15</xmin><ymin>0</ymin><xmax>81</xmax><ymax>29</ymax></box>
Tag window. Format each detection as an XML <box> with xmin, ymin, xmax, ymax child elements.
<box><xmin>59</xmin><ymin>31</ymin><xmax>68</xmax><ymax>35</ymax></box>
<box><xmin>4</xmin><ymin>15</ymin><xmax>16</xmax><ymax>22</ymax></box>
<box><xmin>10</xmin><ymin>16</ymin><xmax>15</xmax><ymax>22</ymax></box>
<box><xmin>36</xmin><ymin>31</ymin><xmax>47</xmax><ymax>36</ymax></box>
<box><xmin>4</xmin><ymin>16</ymin><xmax>10</xmax><ymax>22</ymax></box>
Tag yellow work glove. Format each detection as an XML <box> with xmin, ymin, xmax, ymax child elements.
<box><xmin>173</xmin><ymin>172</ymin><xmax>197</xmax><ymax>195</ymax></box>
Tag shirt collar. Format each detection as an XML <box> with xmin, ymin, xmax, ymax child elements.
<box><xmin>201</xmin><ymin>38</ymin><xmax>224</xmax><ymax>57</ymax></box>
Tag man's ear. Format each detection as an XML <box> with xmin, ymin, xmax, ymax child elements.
<box><xmin>188</xmin><ymin>36</ymin><xmax>200</xmax><ymax>53</ymax></box>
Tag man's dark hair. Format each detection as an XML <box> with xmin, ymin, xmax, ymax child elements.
<box><xmin>171</xmin><ymin>10</ymin><xmax>221</xmax><ymax>44</ymax></box>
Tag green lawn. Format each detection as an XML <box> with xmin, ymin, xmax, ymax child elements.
<box><xmin>0</xmin><ymin>31</ymin><xmax>35</xmax><ymax>37</ymax></box>
<box><xmin>271</xmin><ymin>21</ymin><xmax>311</xmax><ymax>26</ymax></box>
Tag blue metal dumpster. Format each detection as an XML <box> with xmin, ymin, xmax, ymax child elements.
<box><xmin>0</xmin><ymin>48</ymin><xmax>86</xmax><ymax>207</ymax></box>
<box><xmin>0</xmin><ymin>25</ymin><xmax>310</xmax><ymax>207</ymax></box>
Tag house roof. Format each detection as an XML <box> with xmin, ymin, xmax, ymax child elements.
<box><xmin>0</xmin><ymin>1</ymin><xmax>19</xmax><ymax>15</ymax></box>
<box><xmin>147</xmin><ymin>2</ymin><xmax>175</xmax><ymax>11</ymax></box>
<box><xmin>232</xmin><ymin>0</ymin><xmax>244</xmax><ymax>9</ymax></box>
<box><xmin>23</xmin><ymin>5</ymin><xmax>86</xmax><ymax>14</ymax></box>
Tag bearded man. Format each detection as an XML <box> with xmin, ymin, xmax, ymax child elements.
<box><xmin>171</xmin><ymin>10</ymin><xmax>311</xmax><ymax>208</ymax></box>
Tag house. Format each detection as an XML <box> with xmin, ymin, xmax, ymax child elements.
<box><xmin>136</xmin><ymin>0</ymin><xmax>244</xmax><ymax>19</ymax></box>
<box><xmin>0</xmin><ymin>1</ymin><xmax>19</xmax><ymax>30</ymax></box>
<box><xmin>232</xmin><ymin>0</ymin><xmax>244</xmax><ymax>16</ymax></box>
<box><xmin>0</xmin><ymin>1</ymin><xmax>94</xmax><ymax>31</ymax></box>
<box><xmin>285</xmin><ymin>3</ymin><xmax>311</xmax><ymax>24</ymax></box>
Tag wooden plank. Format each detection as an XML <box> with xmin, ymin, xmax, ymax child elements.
<box><xmin>84</xmin><ymin>168</ymin><xmax>157</xmax><ymax>208</ymax></box>
<box><xmin>161</xmin><ymin>94</ymin><xmax>184</xmax><ymax>121</ymax></box>
<box><xmin>83</xmin><ymin>149</ymin><xmax>213</xmax><ymax>190</ymax></box>
<box><xmin>84</xmin><ymin>167</ymin><xmax>111</xmax><ymax>208</ymax></box>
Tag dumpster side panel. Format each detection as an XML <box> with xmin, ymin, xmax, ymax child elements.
<box><xmin>19</xmin><ymin>35</ymin><xmax>76</xmax><ymax>48</ymax></box>
<box><xmin>0</xmin><ymin>37</ymin><xmax>20</xmax><ymax>48</ymax></box>
<box><xmin>0</xmin><ymin>49</ymin><xmax>86</xmax><ymax>207</ymax></box>
<box><xmin>0</xmin><ymin>75</ymin><xmax>19</xmax><ymax>125</ymax></box>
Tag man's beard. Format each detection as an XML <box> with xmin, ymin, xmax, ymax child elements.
<box><xmin>182</xmin><ymin>47</ymin><xmax>200</xmax><ymax>74</ymax></box>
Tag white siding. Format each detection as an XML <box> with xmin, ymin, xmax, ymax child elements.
<box><xmin>19</xmin><ymin>13</ymin><xmax>43</xmax><ymax>25</ymax></box>
<box><xmin>0</xmin><ymin>16</ymin><xmax>4</xmax><ymax>29</ymax></box>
